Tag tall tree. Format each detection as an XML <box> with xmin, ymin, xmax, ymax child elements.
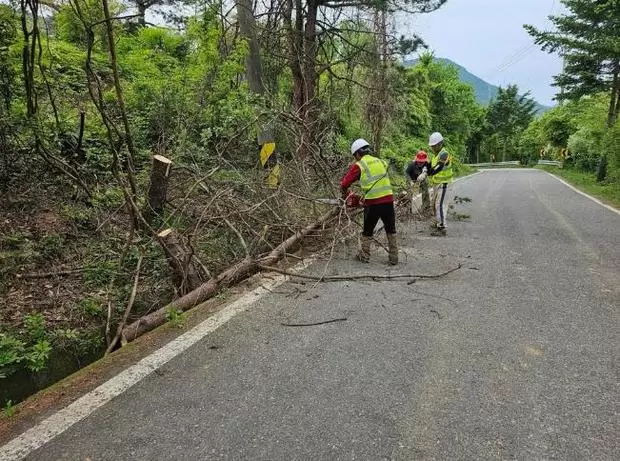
<box><xmin>485</xmin><ymin>85</ymin><xmax>537</xmax><ymax>161</ymax></box>
<box><xmin>414</xmin><ymin>53</ymin><xmax>482</xmax><ymax>157</ymax></box>
<box><xmin>524</xmin><ymin>0</ymin><xmax>620</xmax><ymax>128</ymax></box>
<box><xmin>236</xmin><ymin>0</ymin><xmax>263</xmax><ymax>95</ymax></box>
<box><xmin>282</xmin><ymin>0</ymin><xmax>447</xmax><ymax>157</ymax></box>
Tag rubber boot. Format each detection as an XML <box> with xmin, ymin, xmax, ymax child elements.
<box><xmin>387</xmin><ymin>233</ymin><xmax>398</xmax><ymax>265</ymax></box>
<box><xmin>357</xmin><ymin>235</ymin><xmax>371</xmax><ymax>263</ymax></box>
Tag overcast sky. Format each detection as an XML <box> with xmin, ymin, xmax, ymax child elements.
<box><xmin>398</xmin><ymin>0</ymin><xmax>564</xmax><ymax>106</ymax></box>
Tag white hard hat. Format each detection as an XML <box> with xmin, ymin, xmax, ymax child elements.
<box><xmin>429</xmin><ymin>132</ymin><xmax>444</xmax><ymax>146</ymax></box>
<box><xmin>351</xmin><ymin>138</ymin><xmax>370</xmax><ymax>155</ymax></box>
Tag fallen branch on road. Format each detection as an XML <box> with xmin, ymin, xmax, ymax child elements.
<box><xmin>257</xmin><ymin>263</ymin><xmax>462</xmax><ymax>282</ymax></box>
<box><xmin>281</xmin><ymin>318</ymin><xmax>347</xmax><ymax>327</ymax></box>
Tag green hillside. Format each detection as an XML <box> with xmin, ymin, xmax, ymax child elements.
<box><xmin>403</xmin><ymin>57</ymin><xmax>552</xmax><ymax>114</ymax></box>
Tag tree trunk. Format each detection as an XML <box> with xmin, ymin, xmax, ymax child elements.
<box><xmin>144</xmin><ymin>154</ymin><xmax>172</xmax><ymax>222</ymax></box>
<box><xmin>158</xmin><ymin>228</ymin><xmax>207</xmax><ymax>295</ymax></box>
<box><xmin>120</xmin><ymin>208</ymin><xmax>340</xmax><ymax>343</ymax></box>
<box><xmin>284</xmin><ymin>0</ymin><xmax>304</xmax><ymax>112</ymax></box>
<box><xmin>102</xmin><ymin>0</ymin><xmax>138</xmax><ymax>197</ymax></box>
<box><xmin>370</xmin><ymin>8</ymin><xmax>388</xmax><ymax>154</ymax></box>
<box><xmin>599</xmin><ymin>60</ymin><xmax>619</xmax><ymax>182</ymax></box>
<box><xmin>607</xmin><ymin>60</ymin><xmax>619</xmax><ymax>128</ymax></box>
<box><xmin>303</xmin><ymin>0</ymin><xmax>318</xmax><ymax>114</ymax></box>
<box><xmin>236</xmin><ymin>0</ymin><xmax>263</xmax><ymax>95</ymax></box>
<box><xmin>137</xmin><ymin>2</ymin><xmax>147</xmax><ymax>27</ymax></box>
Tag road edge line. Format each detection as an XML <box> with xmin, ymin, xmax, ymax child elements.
<box><xmin>544</xmin><ymin>171</ymin><xmax>620</xmax><ymax>216</ymax></box>
<box><xmin>0</xmin><ymin>258</ymin><xmax>315</xmax><ymax>461</ymax></box>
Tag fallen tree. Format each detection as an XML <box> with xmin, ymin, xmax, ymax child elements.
<box><xmin>120</xmin><ymin>207</ymin><xmax>341</xmax><ymax>343</ymax></box>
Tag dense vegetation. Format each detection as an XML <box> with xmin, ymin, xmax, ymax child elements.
<box><xmin>524</xmin><ymin>0</ymin><xmax>620</xmax><ymax>183</ymax></box>
<box><xmin>0</xmin><ymin>0</ymin><xmax>489</xmax><ymax>404</ymax></box>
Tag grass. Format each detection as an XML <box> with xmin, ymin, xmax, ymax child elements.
<box><xmin>537</xmin><ymin>166</ymin><xmax>620</xmax><ymax>209</ymax></box>
<box><xmin>455</xmin><ymin>163</ymin><xmax>478</xmax><ymax>177</ymax></box>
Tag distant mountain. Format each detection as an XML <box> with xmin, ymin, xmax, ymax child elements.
<box><xmin>403</xmin><ymin>57</ymin><xmax>552</xmax><ymax>114</ymax></box>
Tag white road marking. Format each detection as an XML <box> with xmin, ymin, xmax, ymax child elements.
<box><xmin>544</xmin><ymin>171</ymin><xmax>620</xmax><ymax>216</ymax></box>
<box><xmin>0</xmin><ymin>259</ymin><xmax>315</xmax><ymax>460</ymax></box>
<box><xmin>0</xmin><ymin>170</ymin><xmax>485</xmax><ymax>460</ymax></box>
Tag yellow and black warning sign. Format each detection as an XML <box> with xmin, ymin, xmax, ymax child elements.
<box><xmin>259</xmin><ymin>136</ymin><xmax>280</xmax><ymax>189</ymax></box>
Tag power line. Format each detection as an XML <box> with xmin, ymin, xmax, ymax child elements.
<box><xmin>483</xmin><ymin>44</ymin><xmax>537</xmax><ymax>78</ymax></box>
<box><xmin>483</xmin><ymin>0</ymin><xmax>556</xmax><ymax>79</ymax></box>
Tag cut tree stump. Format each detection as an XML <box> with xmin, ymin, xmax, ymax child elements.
<box><xmin>158</xmin><ymin>228</ymin><xmax>207</xmax><ymax>295</ymax></box>
<box><xmin>145</xmin><ymin>154</ymin><xmax>172</xmax><ymax>221</ymax></box>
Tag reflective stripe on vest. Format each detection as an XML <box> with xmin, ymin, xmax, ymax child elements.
<box><xmin>356</xmin><ymin>155</ymin><xmax>393</xmax><ymax>200</ymax></box>
<box><xmin>430</xmin><ymin>149</ymin><xmax>454</xmax><ymax>184</ymax></box>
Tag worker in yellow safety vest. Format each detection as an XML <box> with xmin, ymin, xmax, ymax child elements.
<box><xmin>340</xmin><ymin>138</ymin><xmax>398</xmax><ymax>265</ymax></box>
<box><xmin>425</xmin><ymin>132</ymin><xmax>454</xmax><ymax>236</ymax></box>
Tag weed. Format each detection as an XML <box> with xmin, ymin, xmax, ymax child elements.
<box><xmin>0</xmin><ymin>233</ymin><xmax>39</xmax><ymax>264</ymax></box>
<box><xmin>166</xmin><ymin>307</ymin><xmax>186</xmax><ymax>329</ymax></box>
<box><xmin>0</xmin><ymin>334</ymin><xmax>26</xmax><ymax>378</ymax></box>
<box><xmin>60</xmin><ymin>204</ymin><xmax>94</xmax><ymax>227</ymax></box>
<box><xmin>23</xmin><ymin>313</ymin><xmax>46</xmax><ymax>342</ymax></box>
<box><xmin>51</xmin><ymin>328</ymin><xmax>104</xmax><ymax>357</ymax></box>
<box><xmin>0</xmin><ymin>232</ymin><xmax>28</xmax><ymax>250</ymax></box>
<box><xmin>83</xmin><ymin>260</ymin><xmax>117</xmax><ymax>287</ymax></box>
<box><xmin>78</xmin><ymin>297</ymin><xmax>104</xmax><ymax>317</ymax></box>
<box><xmin>26</xmin><ymin>340</ymin><xmax>52</xmax><ymax>372</ymax></box>
<box><xmin>0</xmin><ymin>332</ymin><xmax>51</xmax><ymax>378</ymax></box>
<box><xmin>38</xmin><ymin>233</ymin><xmax>66</xmax><ymax>259</ymax></box>
<box><xmin>92</xmin><ymin>187</ymin><xmax>125</xmax><ymax>210</ymax></box>
<box><xmin>2</xmin><ymin>400</ymin><xmax>16</xmax><ymax>418</ymax></box>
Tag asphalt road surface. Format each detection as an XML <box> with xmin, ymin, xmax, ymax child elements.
<box><xmin>22</xmin><ymin>170</ymin><xmax>620</xmax><ymax>460</ymax></box>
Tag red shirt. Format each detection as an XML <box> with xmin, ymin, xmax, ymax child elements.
<box><xmin>340</xmin><ymin>163</ymin><xmax>393</xmax><ymax>206</ymax></box>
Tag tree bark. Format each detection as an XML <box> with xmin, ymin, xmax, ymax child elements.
<box><xmin>102</xmin><ymin>0</ymin><xmax>138</xmax><ymax>196</ymax></box>
<box><xmin>284</xmin><ymin>0</ymin><xmax>304</xmax><ymax>112</ymax></box>
<box><xmin>236</xmin><ymin>0</ymin><xmax>263</xmax><ymax>95</ymax></box>
<box><xmin>158</xmin><ymin>228</ymin><xmax>207</xmax><ymax>295</ymax></box>
<box><xmin>370</xmin><ymin>8</ymin><xmax>388</xmax><ymax>154</ymax></box>
<box><xmin>303</xmin><ymin>0</ymin><xmax>318</xmax><ymax>114</ymax></box>
<box><xmin>145</xmin><ymin>154</ymin><xmax>172</xmax><ymax>221</ymax></box>
<box><xmin>607</xmin><ymin>60</ymin><xmax>619</xmax><ymax>128</ymax></box>
<box><xmin>120</xmin><ymin>207</ymin><xmax>340</xmax><ymax>343</ymax></box>
<box><xmin>136</xmin><ymin>1</ymin><xmax>147</xmax><ymax>27</ymax></box>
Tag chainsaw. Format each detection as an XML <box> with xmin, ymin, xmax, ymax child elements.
<box><xmin>313</xmin><ymin>193</ymin><xmax>362</xmax><ymax>208</ymax></box>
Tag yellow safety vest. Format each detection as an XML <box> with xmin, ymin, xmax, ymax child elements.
<box><xmin>356</xmin><ymin>155</ymin><xmax>393</xmax><ymax>200</ymax></box>
<box><xmin>430</xmin><ymin>149</ymin><xmax>454</xmax><ymax>184</ymax></box>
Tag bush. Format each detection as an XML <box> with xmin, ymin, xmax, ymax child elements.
<box><xmin>603</xmin><ymin>121</ymin><xmax>620</xmax><ymax>180</ymax></box>
<box><xmin>0</xmin><ymin>314</ymin><xmax>52</xmax><ymax>378</ymax></box>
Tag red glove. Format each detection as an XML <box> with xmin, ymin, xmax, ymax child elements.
<box><xmin>345</xmin><ymin>193</ymin><xmax>363</xmax><ymax>208</ymax></box>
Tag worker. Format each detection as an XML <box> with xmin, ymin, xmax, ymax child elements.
<box><xmin>405</xmin><ymin>150</ymin><xmax>433</xmax><ymax>217</ymax></box>
<box><xmin>427</xmin><ymin>132</ymin><xmax>454</xmax><ymax>236</ymax></box>
<box><xmin>405</xmin><ymin>150</ymin><xmax>431</xmax><ymax>183</ymax></box>
<box><xmin>341</xmin><ymin>138</ymin><xmax>397</xmax><ymax>265</ymax></box>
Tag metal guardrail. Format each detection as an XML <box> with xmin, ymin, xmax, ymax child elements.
<box><xmin>467</xmin><ymin>161</ymin><xmax>520</xmax><ymax>167</ymax></box>
<box><xmin>538</xmin><ymin>160</ymin><xmax>563</xmax><ymax>167</ymax></box>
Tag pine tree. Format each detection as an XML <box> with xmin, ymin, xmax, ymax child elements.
<box><xmin>524</xmin><ymin>0</ymin><xmax>620</xmax><ymax>128</ymax></box>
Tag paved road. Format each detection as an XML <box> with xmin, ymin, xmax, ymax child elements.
<box><xmin>24</xmin><ymin>170</ymin><xmax>620</xmax><ymax>460</ymax></box>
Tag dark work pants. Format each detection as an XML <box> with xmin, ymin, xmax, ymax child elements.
<box><xmin>363</xmin><ymin>203</ymin><xmax>396</xmax><ymax>236</ymax></box>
